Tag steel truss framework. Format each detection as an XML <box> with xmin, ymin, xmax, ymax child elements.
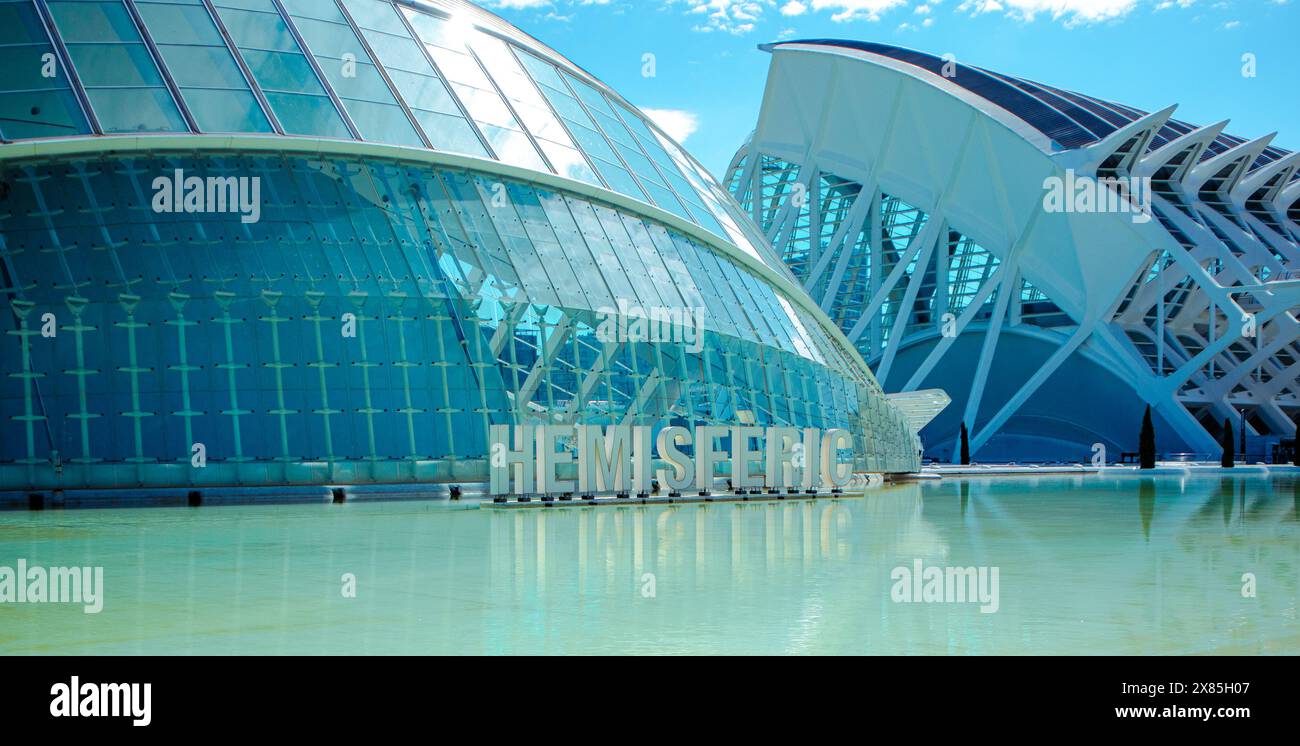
<box><xmin>729</xmin><ymin>41</ymin><xmax>1300</xmax><ymax>462</ymax></box>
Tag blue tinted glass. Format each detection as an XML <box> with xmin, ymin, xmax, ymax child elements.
<box><xmin>278</xmin><ymin>0</ymin><xmax>345</xmax><ymax>23</ymax></box>
<box><xmin>85</xmin><ymin>87</ymin><xmax>187</xmax><ymax>132</ymax></box>
<box><xmin>0</xmin><ymin>89</ymin><xmax>88</xmax><ymax>139</ymax></box>
<box><xmin>212</xmin><ymin>6</ymin><xmax>298</xmax><ymax>51</ymax></box>
<box><xmin>264</xmin><ymin>91</ymin><xmax>351</xmax><ymax>137</ymax></box>
<box><xmin>66</xmin><ymin>44</ymin><xmax>164</xmax><ymax>87</ymax></box>
<box><xmin>156</xmin><ymin>45</ymin><xmax>247</xmax><ymax>88</ymax></box>
<box><xmin>384</xmin><ymin>69</ymin><xmax>458</xmax><ymax>116</ymax></box>
<box><xmin>340</xmin><ymin>0</ymin><xmax>406</xmax><ymax>35</ymax></box>
<box><xmin>46</xmin><ymin>1</ymin><xmax>138</xmax><ymax>42</ymax></box>
<box><xmin>367</xmin><ymin>35</ymin><xmax>429</xmax><ymax>75</ymax></box>
<box><xmin>0</xmin><ymin>44</ymin><xmax>67</xmax><ymax>91</ymax></box>
<box><xmin>135</xmin><ymin>0</ymin><xmax>272</xmax><ymax>133</ymax></box>
<box><xmin>344</xmin><ymin>99</ymin><xmax>423</xmax><ymax>146</ymax></box>
<box><xmin>400</xmin><ymin>7</ymin><xmax>554</xmax><ymax>170</ymax></box>
<box><xmin>471</xmin><ymin>35</ymin><xmax>599</xmax><ymax>186</ymax></box>
<box><xmin>240</xmin><ymin>49</ymin><xmax>326</xmax><ymax>94</ymax></box>
<box><xmin>338</xmin><ymin>2</ymin><xmax>492</xmax><ymax>156</ymax></box>
<box><xmin>134</xmin><ymin>2</ymin><xmax>223</xmax><ymax>45</ymax></box>
<box><xmin>211</xmin><ymin>1</ymin><xmax>351</xmax><ymax>137</ymax></box>
<box><xmin>510</xmin><ymin>48</ymin><xmax>659</xmax><ymax>202</ymax></box>
<box><xmin>49</xmin><ymin>0</ymin><xmax>187</xmax><ymax>132</ymax></box>
<box><xmin>284</xmin><ymin>8</ymin><xmax>420</xmax><ymax>145</ymax></box>
<box><xmin>0</xmin><ymin>1</ymin><xmax>51</xmax><ymax>45</ymax></box>
<box><xmin>0</xmin><ymin>0</ymin><xmax>90</xmax><ymax>139</ymax></box>
<box><xmin>412</xmin><ymin>109</ymin><xmax>488</xmax><ymax>157</ymax></box>
<box><xmin>180</xmin><ymin>88</ymin><xmax>271</xmax><ymax>132</ymax></box>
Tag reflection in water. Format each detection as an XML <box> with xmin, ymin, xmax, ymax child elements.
<box><xmin>1139</xmin><ymin>479</ymin><xmax>1155</xmax><ymax>541</ymax></box>
<box><xmin>1294</xmin><ymin>477</ymin><xmax>1300</xmax><ymax>522</ymax></box>
<box><xmin>0</xmin><ymin>475</ymin><xmax>1296</xmax><ymax>655</ymax></box>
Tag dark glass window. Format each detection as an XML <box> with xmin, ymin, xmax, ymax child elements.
<box><xmin>0</xmin><ymin>0</ymin><xmax>91</xmax><ymax>139</ymax></box>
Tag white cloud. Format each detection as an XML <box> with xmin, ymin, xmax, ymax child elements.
<box><xmin>810</xmin><ymin>0</ymin><xmax>910</xmax><ymax>22</ymax></box>
<box><xmin>481</xmin><ymin>0</ymin><xmax>555</xmax><ymax>8</ymax></box>
<box><xmin>957</xmin><ymin>0</ymin><xmax>1140</xmax><ymax>25</ymax></box>
<box><xmin>481</xmin><ymin>0</ymin><xmax>613</xmax><ymax>10</ymax></box>
<box><xmin>641</xmin><ymin>108</ymin><xmax>701</xmax><ymax>143</ymax></box>
<box><xmin>668</xmin><ymin>0</ymin><xmax>913</xmax><ymax>29</ymax></box>
<box><xmin>669</xmin><ymin>0</ymin><xmax>767</xmax><ymax>34</ymax></box>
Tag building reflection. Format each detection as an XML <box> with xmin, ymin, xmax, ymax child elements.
<box><xmin>487</xmin><ymin>484</ymin><xmax>933</xmax><ymax>596</ymax></box>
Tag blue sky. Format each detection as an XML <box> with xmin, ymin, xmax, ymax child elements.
<box><xmin>480</xmin><ymin>0</ymin><xmax>1298</xmax><ymax>179</ymax></box>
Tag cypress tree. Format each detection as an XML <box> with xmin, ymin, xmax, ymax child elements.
<box><xmin>1221</xmin><ymin>419</ymin><xmax>1235</xmax><ymax>469</ymax></box>
<box><xmin>1139</xmin><ymin>405</ymin><xmax>1156</xmax><ymax>470</ymax></box>
<box><xmin>960</xmin><ymin>422</ymin><xmax>971</xmax><ymax>466</ymax></box>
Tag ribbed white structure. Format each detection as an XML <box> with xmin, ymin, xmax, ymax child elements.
<box><xmin>728</xmin><ymin>41</ymin><xmax>1300</xmax><ymax>462</ymax></box>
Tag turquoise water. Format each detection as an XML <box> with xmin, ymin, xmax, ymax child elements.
<box><xmin>1</xmin><ymin>474</ymin><xmax>1297</xmax><ymax>655</ymax></box>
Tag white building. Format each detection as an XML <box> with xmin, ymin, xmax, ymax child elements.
<box><xmin>728</xmin><ymin>40</ymin><xmax>1300</xmax><ymax>463</ymax></box>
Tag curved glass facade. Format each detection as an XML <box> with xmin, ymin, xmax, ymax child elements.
<box><xmin>0</xmin><ymin>0</ymin><xmax>782</xmax><ymax>270</ymax></box>
<box><xmin>0</xmin><ymin>0</ymin><xmax>922</xmax><ymax>492</ymax></box>
<box><xmin>0</xmin><ymin>147</ymin><xmax>920</xmax><ymax>488</ymax></box>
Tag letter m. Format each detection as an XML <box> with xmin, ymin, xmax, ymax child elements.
<box><xmin>579</xmin><ymin>425</ymin><xmax>633</xmax><ymax>493</ymax></box>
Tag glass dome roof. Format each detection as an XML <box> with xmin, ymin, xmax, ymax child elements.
<box><xmin>0</xmin><ymin>0</ymin><xmax>783</xmax><ymax>271</ymax></box>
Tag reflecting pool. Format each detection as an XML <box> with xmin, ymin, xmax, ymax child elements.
<box><xmin>1</xmin><ymin>473</ymin><xmax>1297</xmax><ymax>655</ymax></box>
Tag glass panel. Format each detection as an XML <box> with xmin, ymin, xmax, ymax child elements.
<box><xmin>561</xmin><ymin>73</ymin><xmax>692</xmax><ymax>222</ymax></box>
<box><xmin>176</xmin><ymin>87</ymin><xmax>268</xmax><ymax>132</ymax></box>
<box><xmin>135</xmin><ymin>0</ymin><xmax>271</xmax><ymax>133</ymax></box>
<box><xmin>84</xmin><ymin>87</ymin><xmax>187</xmax><ymax>132</ymax></box>
<box><xmin>211</xmin><ymin>0</ymin><xmax>350</xmax><ymax>137</ymax></box>
<box><xmin>47</xmin><ymin>0</ymin><xmax>140</xmax><ymax>42</ymax></box>
<box><xmin>157</xmin><ymin>45</ymin><xmax>245</xmax><ymax>88</ymax></box>
<box><xmin>262</xmin><ymin>91</ymin><xmax>351</xmax><ymax>138</ymax></box>
<box><xmin>48</xmin><ymin>0</ymin><xmax>186</xmax><ymax>132</ymax></box>
<box><xmin>341</xmin><ymin>0</ymin><xmax>487</xmax><ymax>157</ymax></box>
<box><xmin>470</xmin><ymin>35</ymin><xmax>598</xmax><ymax>186</ymax></box>
<box><xmin>212</xmin><ymin>3</ymin><xmax>298</xmax><ymax>50</ymax></box>
<box><xmin>339</xmin><ymin>0</ymin><xmax>406</xmax><ymax>35</ymax></box>
<box><xmin>512</xmin><ymin>48</ymin><xmax>657</xmax><ymax>205</ymax></box>
<box><xmin>0</xmin><ymin>88</ymin><xmax>87</xmax><ymax>140</ymax></box>
<box><xmin>134</xmin><ymin>1</ymin><xmax>223</xmax><ymax>45</ymax></box>
<box><xmin>410</xmin><ymin>109</ymin><xmax>484</xmax><ymax>156</ymax></box>
<box><xmin>0</xmin><ymin>0</ymin><xmax>90</xmax><ymax>139</ymax></box>
<box><xmin>284</xmin><ymin>3</ymin><xmax>420</xmax><ymax>146</ymax></box>
<box><xmin>401</xmin><ymin>6</ymin><xmax>548</xmax><ymax>171</ymax></box>
<box><xmin>66</xmin><ymin>43</ymin><xmax>163</xmax><ymax>86</ymax></box>
<box><xmin>238</xmin><ymin>49</ymin><xmax>322</xmax><ymax>93</ymax></box>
